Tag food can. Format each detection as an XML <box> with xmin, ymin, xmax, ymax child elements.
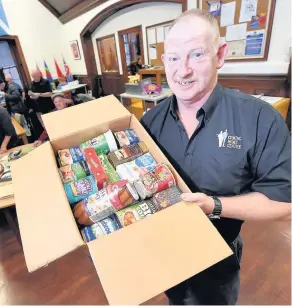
<box><xmin>134</xmin><ymin>164</ymin><xmax>176</xmax><ymax>199</ymax></box>
<box><xmin>107</xmin><ymin>142</ymin><xmax>149</xmax><ymax>168</ymax></box>
<box><xmin>152</xmin><ymin>186</ymin><xmax>182</xmax><ymax>211</ymax></box>
<box><xmin>81</xmin><ymin>223</ymin><xmax>105</xmax><ymax>243</ymax></box>
<box><xmin>58</xmin><ymin>147</ymin><xmax>84</xmax><ymax>166</ymax></box>
<box><xmin>116</xmin><ymin>199</ymin><xmax>158</xmax><ymax>227</ymax></box>
<box><xmin>64</xmin><ymin>175</ymin><xmax>98</xmax><ymax>205</ymax></box>
<box><xmin>80</xmin><ymin>130</ymin><xmax>117</xmax><ymax>154</ymax></box>
<box><xmin>83</xmin><ymin>148</ymin><xmax>107</xmax><ymax>189</ymax></box>
<box><xmin>74</xmin><ymin>180</ymin><xmax>139</xmax><ymax>224</ymax></box>
<box><xmin>116</xmin><ymin>153</ymin><xmax>157</xmax><ymax>182</ymax></box>
<box><xmin>114</xmin><ymin>129</ymin><xmax>140</xmax><ymax>147</ymax></box>
<box><xmin>98</xmin><ymin>214</ymin><xmax>122</xmax><ymax>235</ymax></box>
<box><xmin>59</xmin><ymin>161</ymin><xmax>90</xmax><ymax>184</ymax></box>
<box><xmin>98</xmin><ymin>154</ymin><xmax>120</xmax><ymax>184</ymax></box>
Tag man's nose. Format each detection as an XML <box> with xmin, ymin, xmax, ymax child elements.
<box><xmin>177</xmin><ymin>57</ymin><xmax>192</xmax><ymax>78</ymax></box>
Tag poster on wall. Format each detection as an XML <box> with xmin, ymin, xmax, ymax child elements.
<box><xmin>0</xmin><ymin>0</ymin><xmax>9</xmax><ymax>36</ymax></box>
<box><xmin>70</xmin><ymin>40</ymin><xmax>81</xmax><ymax>60</ymax></box>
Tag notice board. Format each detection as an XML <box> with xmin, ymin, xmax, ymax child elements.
<box><xmin>199</xmin><ymin>0</ymin><xmax>276</xmax><ymax>61</ymax></box>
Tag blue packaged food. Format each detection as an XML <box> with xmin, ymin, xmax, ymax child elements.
<box><xmin>64</xmin><ymin>175</ymin><xmax>98</xmax><ymax>205</ymax></box>
<box><xmin>81</xmin><ymin>223</ymin><xmax>105</xmax><ymax>242</ymax></box>
<box><xmin>58</xmin><ymin>147</ymin><xmax>84</xmax><ymax>166</ymax></box>
<box><xmin>98</xmin><ymin>214</ymin><xmax>122</xmax><ymax>234</ymax></box>
<box><xmin>114</xmin><ymin>129</ymin><xmax>140</xmax><ymax>147</ymax></box>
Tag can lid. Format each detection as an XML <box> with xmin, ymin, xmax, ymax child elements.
<box><xmin>133</xmin><ymin>180</ymin><xmax>147</xmax><ymax>200</ymax></box>
<box><xmin>127</xmin><ymin>182</ymin><xmax>140</xmax><ymax>201</ymax></box>
<box><xmin>104</xmin><ymin>130</ymin><xmax>118</xmax><ymax>152</ymax></box>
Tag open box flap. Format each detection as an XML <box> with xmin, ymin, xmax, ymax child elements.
<box><xmin>11</xmin><ymin>142</ymin><xmax>83</xmax><ymax>272</ymax></box>
<box><xmin>42</xmin><ymin>95</ymin><xmax>130</xmax><ymax>141</ymax></box>
<box><xmin>88</xmin><ymin>202</ymin><xmax>233</xmax><ymax>305</ymax></box>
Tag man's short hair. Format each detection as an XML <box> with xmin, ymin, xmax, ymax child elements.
<box><xmin>168</xmin><ymin>8</ymin><xmax>220</xmax><ymax>50</ymax></box>
<box><xmin>51</xmin><ymin>92</ymin><xmax>64</xmax><ymax>101</ymax></box>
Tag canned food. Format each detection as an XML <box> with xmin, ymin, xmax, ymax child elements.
<box><xmin>59</xmin><ymin>161</ymin><xmax>90</xmax><ymax>184</ymax></box>
<box><xmin>83</xmin><ymin>148</ymin><xmax>107</xmax><ymax>189</ymax></box>
<box><xmin>116</xmin><ymin>153</ymin><xmax>157</xmax><ymax>182</ymax></box>
<box><xmin>58</xmin><ymin>147</ymin><xmax>84</xmax><ymax>166</ymax></box>
<box><xmin>98</xmin><ymin>214</ymin><xmax>122</xmax><ymax>235</ymax></box>
<box><xmin>114</xmin><ymin>129</ymin><xmax>140</xmax><ymax>147</ymax></box>
<box><xmin>152</xmin><ymin>186</ymin><xmax>182</xmax><ymax>211</ymax></box>
<box><xmin>116</xmin><ymin>199</ymin><xmax>158</xmax><ymax>227</ymax></box>
<box><xmin>134</xmin><ymin>164</ymin><xmax>176</xmax><ymax>199</ymax></box>
<box><xmin>81</xmin><ymin>223</ymin><xmax>105</xmax><ymax>243</ymax></box>
<box><xmin>98</xmin><ymin>154</ymin><xmax>120</xmax><ymax>184</ymax></box>
<box><xmin>64</xmin><ymin>175</ymin><xmax>98</xmax><ymax>205</ymax></box>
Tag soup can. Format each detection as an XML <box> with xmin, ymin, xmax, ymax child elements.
<box><xmin>58</xmin><ymin>147</ymin><xmax>84</xmax><ymax>166</ymax></box>
<box><xmin>152</xmin><ymin>186</ymin><xmax>182</xmax><ymax>211</ymax></box>
<box><xmin>116</xmin><ymin>199</ymin><xmax>158</xmax><ymax>227</ymax></box>
<box><xmin>59</xmin><ymin>161</ymin><xmax>90</xmax><ymax>184</ymax></box>
<box><xmin>134</xmin><ymin>164</ymin><xmax>176</xmax><ymax>199</ymax></box>
<box><xmin>64</xmin><ymin>175</ymin><xmax>98</xmax><ymax>205</ymax></box>
<box><xmin>114</xmin><ymin>129</ymin><xmax>140</xmax><ymax>147</ymax></box>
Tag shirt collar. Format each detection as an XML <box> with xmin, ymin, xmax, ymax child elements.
<box><xmin>169</xmin><ymin>83</ymin><xmax>222</xmax><ymax>122</ymax></box>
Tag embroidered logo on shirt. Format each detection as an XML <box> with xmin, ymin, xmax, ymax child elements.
<box><xmin>217</xmin><ymin>129</ymin><xmax>241</xmax><ymax>149</ymax></box>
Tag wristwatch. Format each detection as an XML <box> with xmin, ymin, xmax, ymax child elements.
<box><xmin>207</xmin><ymin>196</ymin><xmax>222</xmax><ymax>220</ymax></box>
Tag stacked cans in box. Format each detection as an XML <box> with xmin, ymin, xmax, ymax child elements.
<box><xmin>56</xmin><ymin>128</ymin><xmax>183</xmax><ymax>243</ymax></box>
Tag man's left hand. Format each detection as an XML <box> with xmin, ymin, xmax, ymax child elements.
<box><xmin>181</xmin><ymin>193</ymin><xmax>215</xmax><ymax>215</ymax></box>
<box><xmin>0</xmin><ymin>147</ymin><xmax>8</xmax><ymax>155</ymax></box>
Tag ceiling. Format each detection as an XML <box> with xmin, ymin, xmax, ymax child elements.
<box><xmin>45</xmin><ymin>0</ymin><xmax>83</xmax><ymax>15</ymax></box>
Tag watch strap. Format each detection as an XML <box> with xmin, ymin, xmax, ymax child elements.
<box><xmin>207</xmin><ymin>196</ymin><xmax>222</xmax><ymax>220</ymax></box>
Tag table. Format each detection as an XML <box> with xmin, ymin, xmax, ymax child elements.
<box><xmin>0</xmin><ymin>144</ymin><xmax>34</xmax><ymax>244</ymax></box>
<box><xmin>11</xmin><ymin>116</ymin><xmax>28</xmax><ymax>144</ymax></box>
<box><xmin>253</xmin><ymin>96</ymin><xmax>291</xmax><ymax>120</ymax></box>
<box><xmin>120</xmin><ymin>89</ymin><xmax>173</xmax><ymax>111</ymax></box>
<box><xmin>53</xmin><ymin>83</ymin><xmax>88</xmax><ymax>94</ymax></box>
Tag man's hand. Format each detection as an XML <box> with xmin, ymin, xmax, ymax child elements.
<box><xmin>33</xmin><ymin>140</ymin><xmax>43</xmax><ymax>147</ymax></box>
<box><xmin>1</xmin><ymin>92</ymin><xmax>6</xmax><ymax>97</ymax></box>
<box><xmin>0</xmin><ymin>146</ymin><xmax>8</xmax><ymax>155</ymax></box>
<box><xmin>181</xmin><ymin>193</ymin><xmax>215</xmax><ymax>215</ymax></box>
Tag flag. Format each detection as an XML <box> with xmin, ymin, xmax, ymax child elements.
<box><xmin>44</xmin><ymin>60</ymin><xmax>53</xmax><ymax>83</ymax></box>
<box><xmin>54</xmin><ymin>59</ymin><xmax>65</xmax><ymax>79</ymax></box>
<box><xmin>63</xmin><ymin>58</ymin><xmax>73</xmax><ymax>82</ymax></box>
<box><xmin>36</xmin><ymin>63</ymin><xmax>43</xmax><ymax>78</ymax></box>
<box><xmin>0</xmin><ymin>1</ymin><xmax>9</xmax><ymax>36</ymax></box>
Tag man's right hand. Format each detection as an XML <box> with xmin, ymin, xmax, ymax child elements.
<box><xmin>33</xmin><ymin>140</ymin><xmax>43</xmax><ymax>147</ymax></box>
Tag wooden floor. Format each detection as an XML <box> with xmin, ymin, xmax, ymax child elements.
<box><xmin>0</xmin><ymin>208</ymin><xmax>290</xmax><ymax>305</ymax></box>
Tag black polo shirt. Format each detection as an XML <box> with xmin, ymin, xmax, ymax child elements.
<box><xmin>31</xmin><ymin>77</ymin><xmax>54</xmax><ymax>114</ymax></box>
<box><xmin>141</xmin><ymin>84</ymin><xmax>291</xmax><ymax>243</ymax></box>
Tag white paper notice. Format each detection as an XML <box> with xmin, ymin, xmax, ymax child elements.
<box><xmin>156</xmin><ymin>27</ymin><xmax>164</xmax><ymax>43</ymax></box>
<box><xmin>227</xmin><ymin>40</ymin><xmax>246</xmax><ymax>57</ymax></box>
<box><xmin>149</xmin><ymin>46</ymin><xmax>157</xmax><ymax>60</ymax></box>
<box><xmin>226</xmin><ymin>23</ymin><xmax>247</xmax><ymax>41</ymax></box>
<box><xmin>239</xmin><ymin>0</ymin><xmax>258</xmax><ymax>23</ymax></box>
<box><xmin>148</xmin><ymin>28</ymin><xmax>156</xmax><ymax>44</ymax></box>
<box><xmin>220</xmin><ymin>1</ymin><xmax>236</xmax><ymax>27</ymax></box>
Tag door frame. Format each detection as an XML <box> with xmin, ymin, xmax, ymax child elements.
<box><xmin>118</xmin><ymin>25</ymin><xmax>144</xmax><ymax>82</ymax></box>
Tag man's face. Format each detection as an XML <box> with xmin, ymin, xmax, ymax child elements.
<box><xmin>0</xmin><ymin>82</ymin><xmax>5</xmax><ymax>90</ymax></box>
<box><xmin>54</xmin><ymin>97</ymin><xmax>67</xmax><ymax>110</ymax></box>
<box><xmin>163</xmin><ymin>17</ymin><xmax>226</xmax><ymax>103</ymax></box>
<box><xmin>31</xmin><ymin>71</ymin><xmax>41</xmax><ymax>82</ymax></box>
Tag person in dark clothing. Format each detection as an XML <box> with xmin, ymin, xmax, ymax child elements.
<box><xmin>129</xmin><ymin>56</ymin><xmax>143</xmax><ymax>75</ymax></box>
<box><xmin>29</xmin><ymin>69</ymin><xmax>54</xmax><ymax>127</ymax></box>
<box><xmin>0</xmin><ymin>106</ymin><xmax>18</xmax><ymax>154</ymax></box>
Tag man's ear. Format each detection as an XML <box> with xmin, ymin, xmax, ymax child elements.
<box><xmin>216</xmin><ymin>43</ymin><xmax>228</xmax><ymax>69</ymax></box>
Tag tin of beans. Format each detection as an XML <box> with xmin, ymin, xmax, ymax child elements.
<box><xmin>152</xmin><ymin>186</ymin><xmax>182</xmax><ymax>211</ymax></box>
<box><xmin>59</xmin><ymin>161</ymin><xmax>90</xmax><ymax>184</ymax></box>
<box><xmin>134</xmin><ymin>164</ymin><xmax>176</xmax><ymax>199</ymax></box>
<box><xmin>116</xmin><ymin>199</ymin><xmax>158</xmax><ymax>227</ymax></box>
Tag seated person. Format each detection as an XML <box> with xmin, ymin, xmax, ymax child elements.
<box><xmin>33</xmin><ymin>93</ymin><xmax>71</xmax><ymax>147</ymax></box>
<box><xmin>129</xmin><ymin>56</ymin><xmax>143</xmax><ymax>76</ymax></box>
<box><xmin>0</xmin><ymin>106</ymin><xmax>18</xmax><ymax>154</ymax></box>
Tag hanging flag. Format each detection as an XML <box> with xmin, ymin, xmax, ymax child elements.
<box><xmin>36</xmin><ymin>63</ymin><xmax>43</xmax><ymax>78</ymax></box>
<box><xmin>63</xmin><ymin>58</ymin><xmax>73</xmax><ymax>82</ymax></box>
<box><xmin>54</xmin><ymin>59</ymin><xmax>66</xmax><ymax>84</ymax></box>
<box><xmin>0</xmin><ymin>1</ymin><xmax>9</xmax><ymax>36</ymax></box>
<box><xmin>44</xmin><ymin>60</ymin><xmax>53</xmax><ymax>83</ymax></box>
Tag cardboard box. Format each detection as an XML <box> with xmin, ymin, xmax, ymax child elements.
<box><xmin>11</xmin><ymin>95</ymin><xmax>232</xmax><ymax>305</ymax></box>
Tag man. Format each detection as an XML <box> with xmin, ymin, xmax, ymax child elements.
<box><xmin>0</xmin><ymin>105</ymin><xmax>18</xmax><ymax>154</ymax></box>
<box><xmin>29</xmin><ymin>69</ymin><xmax>54</xmax><ymax>126</ymax></box>
<box><xmin>140</xmin><ymin>9</ymin><xmax>291</xmax><ymax>305</ymax></box>
<box><xmin>129</xmin><ymin>55</ymin><xmax>143</xmax><ymax>75</ymax></box>
<box><xmin>33</xmin><ymin>93</ymin><xmax>71</xmax><ymax>147</ymax></box>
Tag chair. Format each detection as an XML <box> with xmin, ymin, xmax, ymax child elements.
<box><xmin>273</xmin><ymin>98</ymin><xmax>291</xmax><ymax>120</ymax></box>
